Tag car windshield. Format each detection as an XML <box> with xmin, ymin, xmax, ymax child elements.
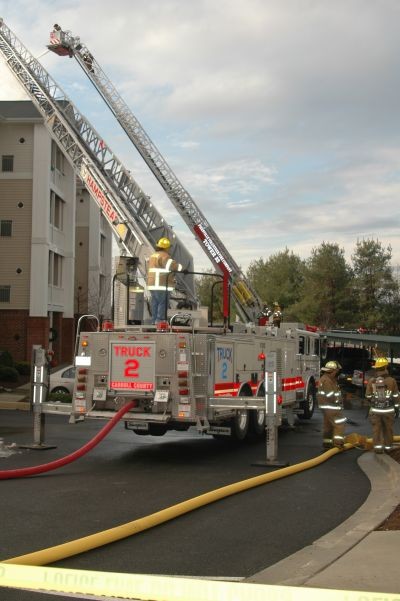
<box><xmin>62</xmin><ymin>367</ymin><xmax>75</xmax><ymax>378</ymax></box>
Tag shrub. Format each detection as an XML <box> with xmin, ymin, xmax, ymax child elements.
<box><xmin>14</xmin><ymin>361</ymin><xmax>31</xmax><ymax>376</ymax></box>
<box><xmin>0</xmin><ymin>350</ymin><xmax>14</xmax><ymax>368</ymax></box>
<box><xmin>47</xmin><ymin>391</ymin><xmax>72</xmax><ymax>403</ymax></box>
<box><xmin>0</xmin><ymin>366</ymin><xmax>19</xmax><ymax>382</ymax></box>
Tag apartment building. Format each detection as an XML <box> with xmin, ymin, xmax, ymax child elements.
<box><xmin>0</xmin><ymin>100</ymin><xmax>112</xmax><ymax>364</ymax></box>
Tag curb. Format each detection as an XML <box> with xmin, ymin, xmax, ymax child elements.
<box><xmin>246</xmin><ymin>452</ymin><xmax>400</xmax><ymax>586</ymax></box>
<box><xmin>0</xmin><ymin>393</ymin><xmax>30</xmax><ymax>411</ymax></box>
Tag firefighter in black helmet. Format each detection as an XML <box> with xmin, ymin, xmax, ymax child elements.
<box><xmin>317</xmin><ymin>360</ymin><xmax>346</xmax><ymax>449</ymax></box>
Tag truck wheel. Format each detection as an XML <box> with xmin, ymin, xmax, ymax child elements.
<box><xmin>299</xmin><ymin>383</ymin><xmax>316</xmax><ymax>420</ymax></box>
<box><xmin>250</xmin><ymin>409</ymin><xmax>265</xmax><ymax>437</ymax></box>
<box><xmin>231</xmin><ymin>410</ymin><xmax>249</xmax><ymax>440</ymax></box>
<box><xmin>250</xmin><ymin>385</ymin><xmax>266</xmax><ymax>437</ymax></box>
<box><xmin>148</xmin><ymin>424</ymin><xmax>168</xmax><ymax>436</ymax></box>
<box><xmin>132</xmin><ymin>429</ymin><xmax>149</xmax><ymax>436</ymax></box>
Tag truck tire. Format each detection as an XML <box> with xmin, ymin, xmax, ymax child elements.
<box><xmin>299</xmin><ymin>382</ymin><xmax>316</xmax><ymax>420</ymax></box>
<box><xmin>132</xmin><ymin>424</ymin><xmax>167</xmax><ymax>436</ymax></box>
<box><xmin>250</xmin><ymin>384</ymin><xmax>266</xmax><ymax>437</ymax></box>
<box><xmin>148</xmin><ymin>424</ymin><xmax>168</xmax><ymax>436</ymax></box>
<box><xmin>250</xmin><ymin>409</ymin><xmax>265</xmax><ymax>437</ymax></box>
<box><xmin>231</xmin><ymin>409</ymin><xmax>250</xmax><ymax>440</ymax></box>
<box><xmin>132</xmin><ymin>429</ymin><xmax>150</xmax><ymax>436</ymax></box>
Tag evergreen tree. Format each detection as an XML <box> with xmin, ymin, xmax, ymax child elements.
<box><xmin>351</xmin><ymin>239</ymin><xmax>400</xmax><ymax>333</ymax></box>
<box><xmin>247</xmin><ymin>248</ymin><xmax>305</xmax><ymax>315</ymax></box>
<box><xmin>195</xmin><ymin>271</ymin><xmax>225</xmax><ymax>323</ymax></box>
<box><xmin>293</xmin><ymin>242</ymin><xmax>353</xmax><ymax>329</ymax></box>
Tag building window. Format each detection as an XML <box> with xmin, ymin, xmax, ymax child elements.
<box><xmin>48</xmin><ymin>251</ymin><xmax>63</xmax><ymax>287</ymax></box>
<box><xmin>50</xmin><ymin>191</ymin><xmax>64</xmax><ymax>229</ymax></box>
<box><xmin>0</xmin><ymin>285</ymin><xmax>11</xmax><ymax>303</ymax></box>
<box><xmin>100</xmin><ymin>234</ymin><xmax>106</xmax><ymax>257</ymax></box>
<box><xmin>1</xmin><ymin>155</ymin><xmax>14</xmax><ymax>172</ymax></box>
<box><xmin>0</xmin><ymin>220</ymin><xmax>12</xmax><ymax>237</ymax></box>
<box><xmin>51</xmin><ymin>141</ymin><xmax>64</xmax><ymax>173</ymax></box>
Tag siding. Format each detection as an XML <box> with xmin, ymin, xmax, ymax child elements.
<box><xmin>0</xmin><ymin>124</ymin><xmax>34</xmax><ymax>175</ymax></box>
<box><xmin>0</xmin><ymin>179</ymin><xmax>32</xmax><ymax>309</ymax></box>
<box><xmin>74</xmin><ymin>225</ymin><xmax>90</xmax><ymax>313</ymax></box>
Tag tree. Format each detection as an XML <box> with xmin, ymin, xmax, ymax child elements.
<box><xmin>87</xmin><ymin>274</ymin><xmax>112</xmax><ymax>323</ymax></box>
<box><xmin>247</xmin><ymin>248</ymin><xmax>305</xmax><ymax>315</ymax></box>
<box><xmin>195</xmin><ymin>272</ymin><xmax>225</xmax><ymax>323</ymax></box>
<box><xmin>293</xmin><ymin>242</ymin><xmax>354</xmax><ymax>329</ymax></box>
<box><xmin>351</xmin><ymin>239</ymin><xmax>400</xmax><ymax>333</ymax></box>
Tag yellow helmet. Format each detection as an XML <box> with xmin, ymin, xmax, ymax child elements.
<box><xmin>373</xmin><ymin>357</ymin><xmax>388</xmax><ymax>369</ymax></box>
<box><xmin>321</xmin><ymin>360</ymin><xmax>342</xmax><ymax>372</ymax></box>
<box><xmin>157</xmin><ymin>237</ymin><xmax>171</xmax><ymax>250</ymax></box>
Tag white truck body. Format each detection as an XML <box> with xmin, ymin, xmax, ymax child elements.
<box><xmin>71</xmin><ymin>321</ymin><xmax>320</xmax><ymax>439</ymax></box>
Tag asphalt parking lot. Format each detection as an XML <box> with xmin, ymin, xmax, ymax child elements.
<box><xmin>0</xmin><ymin>404</ymin><xmax>377</xmax><ymax>583</ymax></box>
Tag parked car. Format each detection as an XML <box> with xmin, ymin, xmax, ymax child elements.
<box><xmin>322</xmin><ymin>346</ymin><xmax>373</xmax><ymax>388</ymax></box>
<box><xmin>49</xmin><ymin>365</ymin><xmax>75</xmax><ymax>395</ymax></box>
<box><xmin>352</xmin><ymin>361</ymin><xmax>400</xmax><ymax>388</ymax></box>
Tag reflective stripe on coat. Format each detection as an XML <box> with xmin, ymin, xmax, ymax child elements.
<box><xmin>147</xmin><ymin>250</ymin><xmax>182</xmax><ymax>291</ymax></box>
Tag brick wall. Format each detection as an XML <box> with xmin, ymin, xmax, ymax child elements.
<box><xmin>0</xmin><ymin>310</ymin><xmax>75</xmax><ymax>365</ymax></box>
<box><xmin>0</xmin><ymin>309</ymin><xmax>29</xmax><ymax>360</ymax></box>
<box><xmin>26</xmin><ymin>316</ymin><xmax>49</xmax><ymax>362</ymax></box>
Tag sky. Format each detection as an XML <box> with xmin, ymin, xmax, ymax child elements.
<box><xmin>1</xmin><ymin>0</ymin><xmax>400</xmax><ymax>274</ymax></box>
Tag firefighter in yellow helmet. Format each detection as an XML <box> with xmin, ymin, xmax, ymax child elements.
<box><xmin>272</xmin><ymin>302</ymin><xmax>282</xmax><ymax>327</ymax></box>
<box><xmin>317</xmin><ymin>360</ymin><xmax>346</xmax><ymax>449</ymax></box>
<box><xmin>147</xmin><ymin>238</ymin><xmax>183</xmax><ymax>324</ymax></box>
<box><xmin>365</xmin><ymin>357</ymin><xmax>399</xmax><ymax>453</ymax></box>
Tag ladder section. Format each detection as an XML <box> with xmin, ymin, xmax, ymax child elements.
<box><xmin>0</xmin><ymin>18</ymin><xmax>196</xmax><ymax>302</ymax></box>
<box><xmin>47</xmin><ymin>26</ymin><xmax>263</xmax><ymax>323</ymax></box>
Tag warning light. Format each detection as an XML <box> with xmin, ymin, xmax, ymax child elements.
<box><xmin>258</xmin><ymin>352</ymin><xmax>265</xmax><ymax>360</ymax></box>
<box><xmin>277</xmin><ymin>394</ymin><xmax>283</xmax><ymax>405</ymax></box>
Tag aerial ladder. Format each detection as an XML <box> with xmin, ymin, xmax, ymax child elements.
<box><xmin>0</xmin><ymin>18</ymin><xmax>196</xmax><ymax>310</ymax></box>
<box><xmin>46</xmin><ymin>25</ymin><xmax>264</xmax><ymax>324</ymax></box>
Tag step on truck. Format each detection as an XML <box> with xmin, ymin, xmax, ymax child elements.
<box><xmin>71</xmin><ymin>318</ymin><xmax>320</xmax><ymax>440</ymax></box>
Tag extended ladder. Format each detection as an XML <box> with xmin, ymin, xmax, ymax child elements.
<box><xmin>46</xmin><ymin>25</ymin><xmax>264</xmax><ymax>323</ymax></box>
<box><xmin>0</xmin><ymin>18</ymin><xmax>196</xmax><ymax>303</ymax></box>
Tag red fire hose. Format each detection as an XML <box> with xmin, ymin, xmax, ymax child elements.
<box><xmin>0</xmin><ymin>401</ymin><xmax>136</xmax><ymax>480</ymax></box>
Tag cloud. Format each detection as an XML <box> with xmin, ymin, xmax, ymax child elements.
<box><xmin>173</xmin><ymin>140</ymin><xmax>199</xmax><ymax>149</ymax></box>
<box><xmin>227</xmin><ymin>199</ymin><xmax>257</xmax><ymax>210</ymax></box>
<box><xmin>2</xmin><ymin>1</ymin><xmax>400</xmax><ymax>274</ymax></box>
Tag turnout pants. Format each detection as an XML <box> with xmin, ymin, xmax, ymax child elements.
<box><xmin>369</xmin><ymin>412</ymin><xmax>394</xmax><ymax>452</ymax></box>
<box><xmin>322</xmin><ymin>408</ymin><xmax>345</xmax><ymax>448</ymax></box>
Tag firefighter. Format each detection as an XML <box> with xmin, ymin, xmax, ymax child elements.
<box><xmin>147</xmin><ymin>238</ymin><xmax>182</xmax><ymax>324</ymax></box>
<box><xmin>258</xmin><ymin>305</ymin><xmax>272</xmax><ymax>326</ymax></box>
<box><xmin>272</xmin><ymin>302</ymin><xmax>282</xmax><ymax>327</ymax></box>
<box><xmin>365</xmin><ymin>357</ymin><xmax>399</xmax><ymax>453</ymax></box>
<box><xmin>317</xmin><ymin>360</ymin><xmax>346</xmax><ymax>449</ymax></box>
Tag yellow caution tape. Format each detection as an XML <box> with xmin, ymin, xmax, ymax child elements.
<box><xmin>1</xmin><ymin>563</ymin><xmax>400</xmax><ymax>601</ymax></box>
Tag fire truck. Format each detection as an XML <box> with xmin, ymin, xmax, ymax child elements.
<box><xmin>0</xmin><ymin>20</ymin><xmax>321</xmax><ymax>438</ymax></box>
<box><xmin>72</xmin><ymin>320</ymin><xmax>320</xmax><ymax>439</ymax></box>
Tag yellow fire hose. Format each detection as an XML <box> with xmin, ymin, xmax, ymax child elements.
<box><xmin>4</xmin><ymin>431</ymin><xmax>396</xmax><ymax>567</ymax></box>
